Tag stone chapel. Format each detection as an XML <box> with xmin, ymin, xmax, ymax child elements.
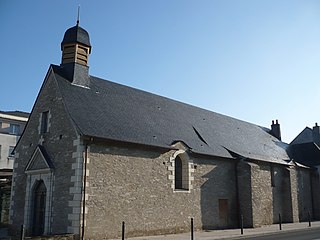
<box><xmin>9</xmin><ymin>22</ymin><xmax>320</xmax><ymax>239</ymax></box>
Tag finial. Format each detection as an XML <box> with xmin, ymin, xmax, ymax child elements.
<box><xmin>77</xmin><ymin>5</ymin><xmax>80</xmax><ymax>26</ymax></box>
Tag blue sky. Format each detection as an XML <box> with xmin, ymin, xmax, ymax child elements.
<box><xmin>1</xmin><ymin>0</ymin><xmax>320</xmax><ymax>143</ymax></box>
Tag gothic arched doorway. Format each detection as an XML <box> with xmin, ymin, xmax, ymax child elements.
<box><xmin>32</xmin><ymin>180</ymin><xmax>46</xmax><ymax>236</ymax></box>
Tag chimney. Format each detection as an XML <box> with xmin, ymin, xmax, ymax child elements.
<box><xmin>270</xmin><ymin>120</ymin><xmax>281</xmax><ymax>141</ymax></box>
<box><xmin>313</xmin><ymin>123</ymin><xmax>320</xmax><ymax>142</ymax></box>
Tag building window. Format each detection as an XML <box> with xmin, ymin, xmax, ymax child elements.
<box><xmin>175</xmin><ymin>156</ymin><xmax>183</xmax><ymax>189</ymax></box>
<box><xmin>174</xmin><ymin>154</ymin><xmax>189</xmax><ymax>190</ymax></box>
<box><xmin>9</xmin><ymin>124</ymin><xmax>20</xmax><ymax>135</ymax></box>
<box><xmin>270</xmin><ymin>165</ymin><xmax>275</xmax><ymax>187</ymax></box>
<box><xmin>8</xmin><ymin>146</ymin><xmax>14</xmax><ymax>158</ymax></box>
<box><xmin>169</xmin><ymin>148</ymin><xmax>194</xmax><ymax>192</ymax></box>
<box><xmin>41</xmin><ymin>111</ymin><xmax>49</xmax><ymax>134</ymax></box>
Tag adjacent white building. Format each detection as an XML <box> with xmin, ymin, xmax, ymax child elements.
<box><xmin>0</xmin><ymin>110</ymin><xmax>28</xmax><ymax>224</ymax></box>
<box><xmin>0</xmin><ymin>111</ymin><xmax>28</xmax><ymax>169</ymax></box>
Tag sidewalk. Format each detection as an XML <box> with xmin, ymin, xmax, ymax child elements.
<box><xmin>112</xmin><ymin>221</ymin><xmax>320</xmax><ymax>240</ymax></box>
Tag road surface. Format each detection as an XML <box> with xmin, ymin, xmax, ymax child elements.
<box><xmin>240</xmin><ymin>227</ymin><xmax>320</xmax><ymax>240</ymax></box>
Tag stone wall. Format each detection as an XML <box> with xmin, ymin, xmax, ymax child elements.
<box><xmin>84</xmin><ymin>142</ymin><xmax>238</xmax><ymax>239</ymax></box>
<box><xmin>272</xmin><ymin>165</ymin><xmax>293</xmax><ymax>223</ymax></box>
<box><xmin>297</xmin><ymin>168</ymin><xmax>313</xmax><ymax>221</ymax></box>
<box><xmin>237</xmin><ymin>160</ymin><xmax>299</xmax><ymax>227</ymax></box>
<box><xmin>311</xmin><ymin>171</ymin><xmax>320</xmax><ymax>220</ymax></box>
<box><xmin>251</xmin><ymin>161</ymin><xmax>273</xmax><ymax>227</ymax></box>
<box><xmin>288</xmin><ymin>167</ymin><xmax>299</xmax><ymax>222</ymax></box>
<box><xmin>236</xmin><ymin>161</ymin><xmax>252</xmax><ymax>227</ymax></box>
<box><xmin>10</xmin><ymin>71</ymin><xmax>80</xmax><ymax>236</ymax></box>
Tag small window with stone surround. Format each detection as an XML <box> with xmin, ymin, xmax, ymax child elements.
<box><xmin>270</xmin><ymin>165</ymin><xmax>275</xmax><ymax>187</ymax></box>
<box><xmin>40</xmin><ymin>111</ymin><xmax>49</xmax><ymax>134</ymax></box>
<box><xmin>175</xmin><ymin>155</ymin><xmax>186</xmax><ymax>190</ymax></box>
<box><xmin>169</xmin><ymin>149</ymin><xmax>194</xmax><ymax>192</ymax></box>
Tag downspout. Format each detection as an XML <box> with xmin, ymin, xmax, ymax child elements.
<box><xmin>81</xmin><ymin>143</ymin><xmax>88</xmax><ymax>240</ymax></box>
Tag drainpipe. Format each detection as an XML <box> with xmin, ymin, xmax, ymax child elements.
<box><xmin>81</xmin><ymin>144</ymin><xmax>88</xmax><ymax>240</ymax></box>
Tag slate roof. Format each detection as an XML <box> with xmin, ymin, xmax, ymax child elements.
<box><xmin>288</xmin><ymin>142</ymin><xmax>320</xmax><ymax>167</ymax></box>
<box><xmin>289</xmin><ymin>126</ymin><xmax>320</xmax><ymax>167</ymax></box>
<box><xmin>51</xmin><ymin>64</ymin><xmax>291</xmax><ymax>165</ymax></box>
<box><xmin>290</xmin><ymin>127</ymin><xmax>313</xmax><ymax>145</ymax></box>
<box><xmin>61</xmin><ymin>24</ymin><xmax>91</xmax><ymax>50</ymax></box>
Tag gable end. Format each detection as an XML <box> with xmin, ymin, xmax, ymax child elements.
<box><xmin>25</xmin><ymin>145</ymin><xmax>54</xmax><ymax>174</ymax></box>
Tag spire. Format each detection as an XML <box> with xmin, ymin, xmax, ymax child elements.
<box><xmin>77</xmin><ymin>5</ymin><xmax>80</xmax><ymax>26</ymax></box>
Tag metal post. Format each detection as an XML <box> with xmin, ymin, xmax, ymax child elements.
<box><xmin>240</xmin><ymin>214</ymin><xmax>244</xmax><ymax>235</ymax></box>
<box><xmin>191</xmin><ymin>218</ymin><xmax>194</xmax><ymax>240</ymax></box>
<box><xmin>279</xmin><ymin>213</ymin><xmax>282</xmax><ymax>230</ymax></box>
<box><xmin>308</xmin><ymin>211</ymin><xmax>311</xmax><ymax>227</ymax></box>
<box><xmin>20</xmin><ymin>225</ymin><xmax>25</xmax><ymax>240</ymax></box>
<box><xmin>122</xmin><ymin>221</ymin><xmax>125</xmax><ymax>240</ymax></box>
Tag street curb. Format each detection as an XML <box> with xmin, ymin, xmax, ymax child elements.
<box><xmin>215</xmin><ymin>225</ymin><xmax>320</xmax><ymax>240</ymax></box>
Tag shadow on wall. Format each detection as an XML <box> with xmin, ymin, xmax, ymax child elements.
<box><xmin>199</xmin><ymin>160</ymin><xmax>238</xmax><ymax>230</ymax></box>
<box><xmin>297</xmin><ymin>169</ymin><xmax>313</xmax><ymax>222</ymax></box>
<box><xmin>272</xmin><ymin>166</ymin><xmax>293</xmax><ymax>224</ymax></box>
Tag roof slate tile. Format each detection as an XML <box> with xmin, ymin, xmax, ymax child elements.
<box><xmin>52</xmin><ymin>64</ymin><xmax>290</xmax><ymax>165</ymax></box>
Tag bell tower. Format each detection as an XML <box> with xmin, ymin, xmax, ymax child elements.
<box><xmin>60</xmin><ymin>21</ymin><xmax>92</xmax><ymax>87</ymax></box>
<box><xmin>61</xmin><ymin>22</ymin><xmax>91</xmax><ymax>66</ymax></box>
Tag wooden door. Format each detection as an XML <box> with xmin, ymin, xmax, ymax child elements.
<box><xmin>32</xmin><ymin>181</ymin><xmax>46</xmax><ymax>236</ymax></box>
<box><xmin>219</xmin><ymin>199</ymin><xmax>228</xmax><ymax>227</ymax></box>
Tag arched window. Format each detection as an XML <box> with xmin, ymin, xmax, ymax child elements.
<box><xmin>174</xmin><ymin>155</ymin><xmax>189</xmax><ymax>190</ymax></box>
<box><xmin>175</xmin><ymin>156</ymin><xmax>183</xmax><ymax>189</ymax></box>
<box><xmin>32</xmin><ymin>180</ymin><xmax>47</xmax><ymax>236</ymax></box>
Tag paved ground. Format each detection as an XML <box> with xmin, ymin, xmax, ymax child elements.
<box><xmin>110</xmin><ymin>221</ymin><xmax>320</xmax><ymax>240</ymax></box>
<box><xmin>1</xmin><ymin>221</ymin><xmax>319</xmax><ymax>239</ymax></box>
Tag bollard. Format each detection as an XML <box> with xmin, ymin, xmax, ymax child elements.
<box><xmin>20</xmin><ymin>225</ymin><xmax>25</xmax><ymax>240</ymax></box>
<box><xmin>308</xmin><ymin>211</ymin><xmax>311</xmax><ymax>227</ymax></box>
<box><xmin>240</xmin><ymin>214</ymin><xmax>244</xmax><ymax>235</ymax></box>
<box><xmin>122</xmin><ymin>221</ymin><xmax>125</xmax><ymax>240</ymax></box>
<box><xmin>191</xmin><ymin>218</ymin><xmax>194</xmax><ymax>240</ymax></box>
<box><xmin>279</xmin><ymin>213</ymin><xmax>282</xmax><ymax>230</ymax></box>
